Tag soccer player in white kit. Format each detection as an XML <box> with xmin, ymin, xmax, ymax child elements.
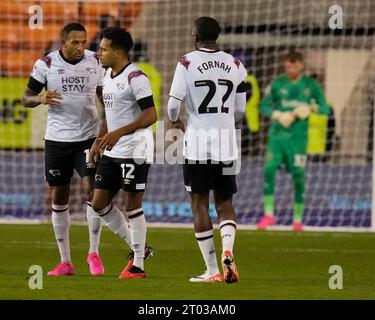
<box><xmin>168</xmin><ymin>17</ymin><xmax>248</xmax><ymax>283</ymax></box>
<box><xmin>22</xmin><ymin>23</ymin><xmax>106</xmax><ymax>276</ymax></box>
<box><xmin>89</xmin><ymin>27</ymin><xmax>157</xmax><ymax>279</ymax></box>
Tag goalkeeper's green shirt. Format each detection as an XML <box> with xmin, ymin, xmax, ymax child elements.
<box><xmin>260</xmin><ymin>74</ymin><xmax>330</xmax><ymax>145</ymax></box>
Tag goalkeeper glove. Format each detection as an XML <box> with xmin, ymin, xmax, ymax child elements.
<box><xmin>292</xmin><ymin>105</ymin><xmax>310</xmax><ymax>119</ymax></box>
<box><xmin>272</xmin><ymin>111</ymin><xmax>295</xmax><ymax>128</ymax></box>
<box><xmin>279</xmin><ymin>111</ymin><xmax>295</xmax><ymax>127</ymax></box>
<box><xmin>271</xmin><ymin>110</ymin><xmax>282</xmax><ymax>121</ymax></box>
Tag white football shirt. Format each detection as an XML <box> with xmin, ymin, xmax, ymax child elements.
<box><xmin>30</xmin><ymin>49</ymin><xmax>102</xmax><ymax>142</ymax></box>
<box><xmin>102</xmin><ymin>63</ymin><xmax>154</xmax><ymax>161</ymax></box>
<box><xmin>169</xmin><ymin>49</ymin><xmax>247</xmax><ymax>161</ymax></box>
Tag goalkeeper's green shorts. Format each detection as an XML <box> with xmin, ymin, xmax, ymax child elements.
<box><xmin>264</xmin><ymin>138</ymin><xmax>307</xmax><ymax>174</ymax></box>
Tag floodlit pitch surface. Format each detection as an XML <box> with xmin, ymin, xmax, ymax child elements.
<box><xmin>0</xmin><ymin>224</ymin><xmax>374</xmax><ymax>299</ymax></box>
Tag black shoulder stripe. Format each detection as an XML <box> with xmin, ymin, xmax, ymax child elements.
<box><xmin>236</xmin><ymin>81</ymin><xmax>251</xmax><ymax>93</ymax></box>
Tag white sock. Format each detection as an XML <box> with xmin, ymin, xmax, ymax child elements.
<box><xmin>127</xmin><ymin>208</ymin><xmax>147</xmax><ymax>270</ymax></box>
<box><xmin>219</xmin><ymin>220</ymin><xmax>237</xmax><ymax>253</ymax></box>
<box><xmin>51</xmin><ymin>204</ymin><xmax>71</xmax><ymax>263</ymax></box>
<box><xmin>86</xmin><ymin>202</ymin><xmax>103</xmax><ymax>254</ymax></box>
<box><xmin>95</xmin><ymin>204</ymin><xmax>131</xmax><ymax>248</ymax></box>
<box><xmin>195</xmin><ymin>229</ymin><xmax>219</xmax><ymax>275</ymax></box>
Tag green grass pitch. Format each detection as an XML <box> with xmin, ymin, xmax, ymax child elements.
<box><xmin>0</xmin><ymin>224</ymin><xmax>374</xmax><ymax>300</ymax></box>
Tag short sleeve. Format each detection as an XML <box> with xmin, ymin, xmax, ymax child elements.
<box><xmin>129</xmin><ymin>73</ymin><xmax>153</xmax><ymax>101</ymax></box>
<box><xmin>30</xmin><ymin>59</ymin><xmax>48</xmax><ymax>85</ymax></box>
<box><xmin>239</xmin><ymin>61</ymin><xmax>247</xmax><ymax>84</ymax></box>
<box><xmin>169</xmin><ymin>62</ymin><xmax>187</xmax><ymax>101</ymax></box>
<box><xmin>235</xmin><ymin>60</ymin><xmax>249</xmax><ymax>93</ymax></box>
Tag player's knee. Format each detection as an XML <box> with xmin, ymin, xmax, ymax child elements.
<box><xmin>263</xmin><ymin>178</ymin><xmax>275</xmax><ymax>194</ymax></box>
<box><xmin>125</xmin><ymin>200</ymin><xmax>142</xmax><ymax>212</ymax></box>
<box><xmin>294</xmin><ymin>183</ymin><xmax>304</xmax><ymax>198</ymax></box>
<box><xmin>292</xmin><ymin>171</ymin><xmax>305</xmax><ymax>186</ymax></box>
<box><xmin>215</xmin><ymin>202</ymin><xmax>234</xmax><ymax>218</ymax></box>
<box><xmin>295</xmin><ymin>193</ymin><xmax>304</xmax><ymax>203</ymax></box>
<box><xmin>264</xmin><ymin>186</ymin><xmax>274</xmax><ymax>195</ymax></box>
<box><xmin>292</xmin><ymin>168</ymin><xmax>304</xmax><ymax>178</ymax></box>
<box><xmin>264</xmin><ymin>165</ymin><xmax>277</xmax><ymax>180</ymax></box>
<box><xmin>292</xmin><ymin>173</ymin><xmax>305</xmax><ymax>200</ymax></box>
<box><xmin>51</xmin><ymin>187</ymin><xmax>69</xmax><ymax>204</ymax></box>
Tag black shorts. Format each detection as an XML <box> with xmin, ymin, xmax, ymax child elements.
<box><xmin>45</xmin><ymin>138</ymin><xmax>96</xmax><ymax>186</ymax></box>
<box><xmin>94</xmin><ymin>155</ymin><xmax>150</xmax><ymax>192</ymax></box>
<box><xmin>183</xmin><ymin>159</ymin><xmax>237</xmax><ymax>195</ymax></box>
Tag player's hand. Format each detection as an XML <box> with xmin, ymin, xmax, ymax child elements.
<box><xmin>40</xmin><ymin>90</ymin><xmax>63</xmax><ymax>106</ymax></box>
<box><xmin>170</xmin><ymin>119</ymin><xmax>185</xmax><ymax>141</ymax></box>
<box><xmin>89</xmin><ymin>140</ymin><xmax>101</xmax><ymax>166</ymax></box>
<box><xmin>98</xmin><ymin>130</ymin><xmax>122</xmax><ymax>151</ymax></box>
<box><xmin>278</xmin><ymin>111</ymin><xmax>295</xmax><ymax>128</ymax></box>
<box><xmin>271</xmin><ymin>111</ymin><xmax>282</xmax><ymax>121</ymax></box>
<box><xmin>292</xmin><ymin>105</ymin><xmax>310</xmax><ymax>119</ymax></box>
<box><xmin>170</xmin><ymin>119</ymin><xmax>185</xmax><ymax>132</ymax></box>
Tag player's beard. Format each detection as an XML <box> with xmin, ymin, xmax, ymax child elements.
<box><xmin>73</xmin><ymin>52</ymin><xmax>83</xmax><ymax>61</ymax></box>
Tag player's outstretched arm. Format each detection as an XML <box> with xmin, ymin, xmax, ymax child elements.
<box><xmin>99</xmin><ymin>107</ymin><xmax>157</xmax><ymax>151</ymax></box>
<box><xmin>22</xmin><ymin>88</ymin><xmax>63</xmax><ymax>108</ymax></box>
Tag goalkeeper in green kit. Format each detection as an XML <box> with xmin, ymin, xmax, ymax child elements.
<box><xmin>257</xmin><ymin>51</ymin><xmax>330</xmax><ymax>231</ymax></box>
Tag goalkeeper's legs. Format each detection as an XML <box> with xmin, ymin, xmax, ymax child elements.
<box><xmin>288</xmin><ymin>151</ymin><xmax>307</xmax><ymax>231</ymax></box>
<box><xmin>189</xmin><ymin>192</ymin><xmax>221</xmax><ymax>280</ymax></box>
<box><xmin>258</xmin><ymin>148</ymin><xmax>283</xmax><ymax>229</ymax></box>
<box><xmin>292</xmin><ymin>168</ymin><xmax>305</xmax><ymax>230</ymax></box>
